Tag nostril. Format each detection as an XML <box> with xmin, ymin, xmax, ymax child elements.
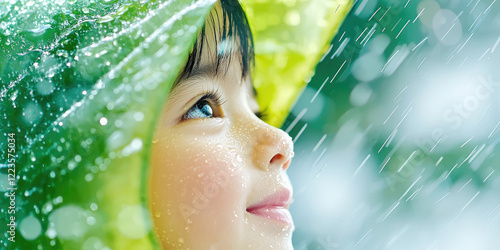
<box><xmin>270</xmin><ymin>154</ymin><xmax>284</xmax><ymax>164</ymax></box>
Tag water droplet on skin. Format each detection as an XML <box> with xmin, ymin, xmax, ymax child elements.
<box><xmin>155</xmin><ymin>212</ymin><xmax>161</xmax><ymax>218</ymax></box>
<box><xmin>178</xmin><ymin>238</ymin><xmax>184</xmax><ymax>243</ymax></box>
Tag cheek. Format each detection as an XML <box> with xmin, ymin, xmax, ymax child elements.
<box><xmin>149</xmin><ymin>132</ymin><xmax>249</xmax><ymax>245</ymax></box>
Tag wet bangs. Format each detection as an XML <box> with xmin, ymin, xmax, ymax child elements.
<box><xmin>177</xmin><ymin>0</ymin><xmax>254</xmax><ymax>81</ymax></box>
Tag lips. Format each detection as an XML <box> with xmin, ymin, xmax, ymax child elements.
<box><xmin>246</xmin><ymin>189</ymin><xmax>293</xmax><ymax>225</ymax></box>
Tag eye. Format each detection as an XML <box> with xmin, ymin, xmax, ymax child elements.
<box><xmin>182</xmin><ymin>91</ymin><xmax>224</xmax><ymax>120</ymax></box>
<box><xmin>183</xmin><ymin>99</ymin><xmax>215</xmax><ymax>119</ymax></box>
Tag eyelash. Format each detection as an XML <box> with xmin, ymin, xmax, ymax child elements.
<box><xmin>201</xmin><ymin>90</ymin><xmax>225</xmax><ymax>107</ymax></box>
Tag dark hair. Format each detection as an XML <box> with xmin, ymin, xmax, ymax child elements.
<box><xmin>177</xmin><ymin>0</ymin><xmax>254</xmax><ymax>81</ymax></box>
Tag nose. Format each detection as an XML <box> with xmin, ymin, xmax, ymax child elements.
<box><xmin>249</xmin><ymin>119</ymin><xmax>294</xmax><ymax>171</ymax></box>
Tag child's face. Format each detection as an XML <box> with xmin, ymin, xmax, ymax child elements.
<box><xmin>149</xmin><ymin>6</ymin><xmax>295</xmax><ymax>249</ymax></box>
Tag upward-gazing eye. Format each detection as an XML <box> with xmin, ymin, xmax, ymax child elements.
<box><xmin>182</xmin><ymin>91</ymin><xmax>224</xmax><ymax>120</ymax></box>
<box><xmin>184</xmin><ymin>99</ymin><xmax>214</xmax><ymax>119</ymax></box>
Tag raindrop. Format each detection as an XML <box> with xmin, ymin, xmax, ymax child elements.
<box><xmin>19</xmin><ymin>215</ymin><xmax>42</xmax><ymax>240</ymax></box>
<box><xmin>82</xmin><ymin>237</ymin><xmax>103</xmax><ymax>250</ymax></box>
<box><xmin>53</xmin><ymin>196</ymin><xmax>63</xmax><ymax>205</ymax></box>
<box><xmin>134</xmin><ymin>112</ymin><xmax>144</xmax><ymax>121</ymax></box>
<box><xmin>367</xmin><ymin>34</ymin><xmax>390</xmax><ymax>55</ymax></box>
<box><xmin>9</xmin><ymin>90</ymin><xmax>18</xmax><ymax>101</ymax></box>
<box><xmin>351</xmin><ymin>53</ymin><xmax>383</xmax><ymax>82</ymax></box>
<box><xmin>0</xmin><ymin>173</ymin><xmax>9</xmax><ymax>192</ymax></box>
<box><xmin>86</xmin><ymin>216</ymin><xmax>96</xmax><ymax>225</ymax></box>
<box><xmin>99</xmin><ymin>117</ymin><xmax>108</xmax><ymax>126</ymax></box>
<box><xmin>22</xmin><ymin>102</ymin><xmax>43</xmax><ymax>125</ymax></box>
<box><xmin>46</xmin><ymin>228</ymin><xmax>57</xmax><ymax>239</ymax></box>
<box><xmin>432</xmin><ymin>9</ymin><xmax>462</xmax><ymax>45</ymax></box>
<box><xmin>85</xmin><ymin>173</ymin><xmax>93</xmax><ymax>182</ymax></box>
<box><xmin>48</xmin><ymin>205</ymin><xmax>88</xmax><ymax>239</ymax></box>
<box><xmin>42</xmin><ymin>202</ymin><xmax>53</xmax><ymax>214</ymax></box>
<box><xmin>27</xmin><ymin>25</ymin><xmax>52</xmax><ymax>37</ymax></box>
<box><xmin>350</xmin><ymin>83</ymin><xmax>373</xmax><ymax>106</ymax></box>
<box><xmin>285</xmin><ymin>10</ymin><xmax>301</xmax><ymax>26</ymax></box>
<box><xmin>68</xmin><ymin>161</ymin><xmax>76</xmax><ymax>170</ymax></box>
<box><xmin>36</xmin><ymin>80</ymin><xmax>55</xmax><ymax>96</ymax></box>
<box><xmin>122</xmin><ymin>138</ymin><xmax>143</xmax><ymax>156</ymax></box>
<box><xmin>116</xmin><ymin>205</ymin><xmax>151</xmax><ymax>239</ymax></box>
<box><xmin>114</xmin><ymin>119</ymin><xmax>123</xmax><ymax>127</ymax></box>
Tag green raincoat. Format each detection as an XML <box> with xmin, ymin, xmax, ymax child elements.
<box><xmin>1</xmin><ymin>0</ymin><xmax>352</xmax><ymax>248</ymax></box>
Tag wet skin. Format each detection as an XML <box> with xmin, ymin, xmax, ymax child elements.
<box><xmin>149</xmin><ymin>3</ymin><xmax>295</xmax><ymax>249</ymax></box>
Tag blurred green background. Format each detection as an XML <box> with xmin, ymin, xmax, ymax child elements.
<box><xmin>286</xmin><ymin>0</ymin><xmax>500</xmax><ymax>249</ymax></box>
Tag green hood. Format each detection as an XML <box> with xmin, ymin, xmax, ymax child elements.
<box><xmin>1</xmin><ymin>0</ymin><xmax>352</xmax><ymax>248</ymax></box>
